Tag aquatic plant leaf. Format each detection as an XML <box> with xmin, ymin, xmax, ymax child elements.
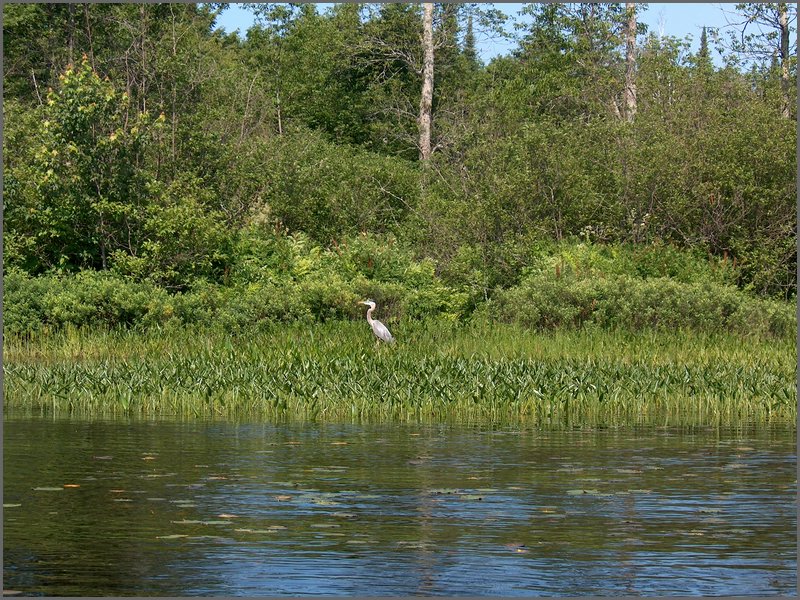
<box><xmin>171</xmin><ymin>520</ymin><xmax>204</xmax><ymax>524</ymax></box>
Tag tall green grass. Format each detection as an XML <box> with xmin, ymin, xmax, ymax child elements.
<box><xmin>3</xmin><ymin>321</ymin><xmax>796</xmax><ymax>427</ymax></box>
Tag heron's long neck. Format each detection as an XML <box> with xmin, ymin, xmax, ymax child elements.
<box><xmin>366</xmin><ymin>306</ymin><xmax>375</xmax><ymax>325</ymax></box>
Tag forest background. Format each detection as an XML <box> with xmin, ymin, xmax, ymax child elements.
<box><xmin>3</xmin><ymin>2</ymin><xmax>797</xmax><ymax>339</ymax></box>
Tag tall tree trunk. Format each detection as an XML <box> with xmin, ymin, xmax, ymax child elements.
<box><xmin>67</xmin><ymin>4</ymin><xmax>75</xmax><ymax>65</ymax></box>
<box><xmin>778</xmin><ymin>2</ymin><xmax>790</xmax><ymax>119</ymax></box>
<box><xmin>140</xmin><ymin>5</ymin><xmax>147</xmax><ymax>114</ymax></box>
<box><xmin>418</xmin><ymin>2</ymin><xmax>434</xmax><ymax>162</ymax></box>
<box><xmin>82</xmin><ymin>5</ymin><xmax>96</xmax><ymax>70</ymax></box>
<box><xmin>624</xmin><ymin>2</ymin><xmax>637</xmax><ymax>122</ymax></box>
<box><xmin>170</xmin><ymin>5</ymin><xmax>178</xmax><ymax>160</ymax></box>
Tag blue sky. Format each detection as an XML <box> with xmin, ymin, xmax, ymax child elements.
<box><xmin>214</xmin><ymin>3</ymin><xmax>736</xmax><ymax>64</ymax></box>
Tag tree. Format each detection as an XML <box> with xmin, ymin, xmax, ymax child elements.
<box><xmin>624</xmin><ymin>2</ymin><xmax>638</xmax><ymax>121</ymax></box>
<box><xmin>4</xmin><ymin>57</ymin><xmax>158</xmax><ymax>272</ymax></box>
<box><xmin>720</xmin><ymin>3</ymin><xmax>797</xmax><ymax>118</ymax></box>
<box><xmin>419</xmin><ymin>2</ymin><xmax>434</xmax><ymax>162</ymax></box>
<box><xmin>699</xmin><ymin>26</ymin><xmax>710</xmax><ymax>63</ymax></box>
<box><xmin>464</xmin><ymin>14</ymin><xmax>478</xmax><ymax>66</ymax></box>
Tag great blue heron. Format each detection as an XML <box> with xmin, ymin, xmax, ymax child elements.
<box><xmin>359</xmin><ymin>300</ymin><xmax>395</xmax><ymax>343</ymax></box>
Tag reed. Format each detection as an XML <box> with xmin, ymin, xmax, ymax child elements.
<box><xmin>4</xmin><ymin>322</ymin><xmax>796</xmax><ymax>427</ymax></box>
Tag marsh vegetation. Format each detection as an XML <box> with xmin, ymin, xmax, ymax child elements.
<box><xmin>5</xmin><ymin>323</ymin><xmax>795</xmax><ymax>426</ymax></box>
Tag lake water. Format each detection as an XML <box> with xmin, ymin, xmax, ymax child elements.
<box><xmin>3</xmin><ymin>415</ymin><xmax>796</xmax><ymax>596</ymax></box>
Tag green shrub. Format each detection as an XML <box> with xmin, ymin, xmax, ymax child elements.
<box><xmin>3</xmin><ymin>267</ymin><xmax>50</xmax><ymax>334</ymax></box>
<box><xmin>255</xmin><ymin>130</ymin><xmax>420</xmax><ymax>244</ymax></box>
<box><xmin>213</xmin><ymin>283</ymin><xmax>313</xmax><ymax>332</ymax></box>
<box><xmin>228</xmin><ymin>223</ymin><xmax>296</xmax><ymax>285</ymax></box>
<box><xmin>111</xmin><ymin>175</ymin><xmax>234</xmax><ymax>290</ymax></box>
<box><xmin>524</xmin><ymin>240</ymin><xmax>737</xmax><ymax>287</ymax></box>
<box><xmin>3</xmin><ymin>268</ymin><xmax>172</xmax><ymax>334</ymax></box>
<box><xmin>494</xmin><ymin>270</ymin><xmax>795</xmax><ymax>339</ymax></box>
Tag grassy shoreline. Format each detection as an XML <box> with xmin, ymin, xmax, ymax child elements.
<box><xmin>3</xmin><ymin>322</ymin><xmax>796</xmax><ymax>427</ymax></box>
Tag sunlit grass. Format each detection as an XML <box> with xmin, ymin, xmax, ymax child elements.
<box><xmin>3</xmin><ymin>321</ymin><xmax>796</xmax><ymax>427</ymax></box>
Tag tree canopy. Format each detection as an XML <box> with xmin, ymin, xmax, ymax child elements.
<box><xmin>3</xmin><ymin>2</ymin><xmax>796</xmax><ymax>302</ymax></box>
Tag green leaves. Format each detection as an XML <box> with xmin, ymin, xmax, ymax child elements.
<box><xmin>5</xmin><ymin>58</ymin><xmax>158</xmax><ymax>274</ymax></box>
<box><xmin>3</xmin><ymin>322</ymin><xmax>796</xmax><ymax>426</ymax></box>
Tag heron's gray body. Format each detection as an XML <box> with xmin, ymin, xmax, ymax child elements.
<box><xmin>360</xmin><ymin>300</ymin><xmax>394</xmax><ymax>343</ymax></box>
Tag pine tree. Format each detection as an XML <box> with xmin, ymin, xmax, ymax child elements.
<box><xmin>464</xmin><ymin>14</ymin><xmax>478</xmax><ymax>66</ymax></box>
<box><xmin>699</xmin><ymin>26</ymin><xmax>709</xmax><ymax>61</ymax></box>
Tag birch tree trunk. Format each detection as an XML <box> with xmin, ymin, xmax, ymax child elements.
<box><xmin>624</xmin><ymin>2</ymin><xmax>637</xmax><ymax>122</ymax></box>
<box><xmin>778</xmin><ymin>2</ymin><xmax>790</xmax><ymax>119</ymax></box>
<box><xmin>419</xmin><ymin>2</ymin><xmax>434</xmax><ymax>162</ymax></box>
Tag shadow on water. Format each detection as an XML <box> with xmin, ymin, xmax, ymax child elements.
<box><xmin>3</xmin><ymin>414</ymin><xmax>796</xmax><ymax>596</ymax></box>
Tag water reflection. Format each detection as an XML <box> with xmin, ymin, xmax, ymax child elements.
<box><xmin>3</xmin><ymin>416</ymin><xmax>796</xmax><ymax>596</ymax></box>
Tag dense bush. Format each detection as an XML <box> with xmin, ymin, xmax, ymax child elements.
<box><xmin>493</xmin><ymin>268</ymin><xmax>795</xmax><ymax>338</ymax></box>
<box><xmin>111</xmin><ymin>174</ymin><xmax>235</xmax><ymax>290</ymax></box>
<box><xmin>3</xmin><ymin>230</ymin><xmax>474</xmax><ymax>335</ymax></box>
<box><xmin>3</xmin><ymin>267</ymin><xmax>171</xmax><ymax>334</ymax></box>
<box><xmin>524</xmin><ymin>240</ymin><xmax>738</xmax><ymax>286</ymax></box>
<box><xmin>252</xmin><ymin>129</ymin><xmax>420</xmax><ymax>244</ymax></box>
<box><xmin>5</xmin><ymin>236</ymin><xmax>794</xmax><ymax>340</ymax></box>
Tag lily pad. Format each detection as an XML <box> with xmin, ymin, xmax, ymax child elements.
<box><xmin>429</xmin><ymin>488</ymin><xmax>459</xmax><ymax>495</ymax></box>
<box><xmin>199</xmin><ymin>520</ymin><xmax>233</xmax><ymax>525</ymax></box>
<box><xmin>172</xmin><ymin>520</ymin><xmax>204</xmax><ymax>524</ymax></box>
<box><xmin>235</xmin><ymin>527</ymin><xmax>285</xmax><ymax>533</ymax></box>
<box><xmin>396</xmin><ymin>541</ymin><xmax>433</xmax><ymax>549</ymax></box>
